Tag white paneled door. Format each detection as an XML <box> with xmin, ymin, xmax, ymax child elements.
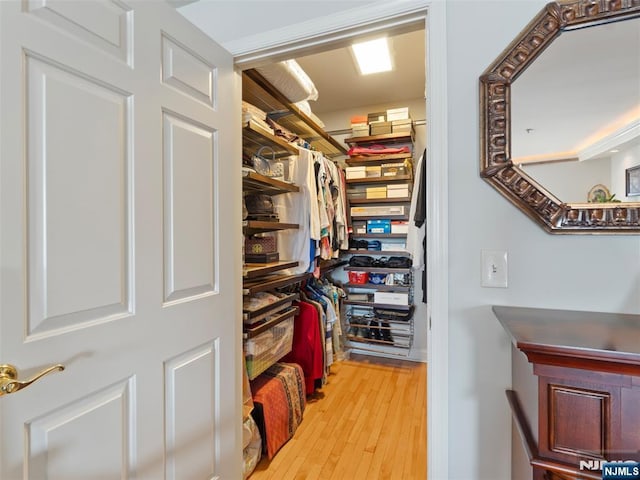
<box><xmin>0</xmin><ymin>1</ymin><xmax>242</xmax><ymax>479</ymax></box>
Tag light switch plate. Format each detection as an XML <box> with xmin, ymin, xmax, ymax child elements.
<box><xmin>481</xmin><ymin>250</ymin><xmax>508</xmax><ymax>288</ymax></box>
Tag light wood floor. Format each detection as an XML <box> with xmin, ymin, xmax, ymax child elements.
<box><xmin>249</xmin><ymin>354</ymin><xmax>427</xmax><ymax>480</ymax></box>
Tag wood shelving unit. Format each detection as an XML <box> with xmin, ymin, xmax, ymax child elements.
<box><xmin>344</xmin><ymin>283</ymin><xmax>411</xmax><ymax>292</ymax></box>
<box><xmin>348</xmin><ymin>197</ymin><xmax>412</xmax><ymax>205</ymax></box>
<box><xmin>345</xmin><ymin>153</ymin><xmax>413</xmax><ymax>166</ymax></box>
<box><xmin>243</xmin><ymin>306</ymin><xmax>298</xmax><ymax>339</ymax></box>
<box><xmin>243</xmin><ymin>260</ymin><xmax>299</xmax><ymax>279</ymax></box>
<box><xmin>243</xmin><ymin>120</ymin><xmax>298</xmax><ymax>159</ymax></box>
<box><xmin>344</xmin><ymin>266</ymin><xmax>412</xmax><ymax>274</ymax></box>
<box><xmin>344</xmin><ymin>250</ymin><xmax>410</xmax><ymax>256</ymax></box>
<box><xmin>242</xmin><ymin>273</ymin><xmax>309</xmax><ymax>296</ymax></box>
<box><xmin>243</xmin><ymin>220</ymin><xmax>299</xmax><ymax>235</ymax></box>
<box><xmin>243</xmin><ymin>69</ymin><xmax>347</xmax><ymax>158</ymax></box>
<box><xmin>343</xmin><ymin>299</ymin><xmax>412</xmax><ymax>311</ymax></box>
<box><xmin>346</xmin><ymin>175</ymin><xmax>412</xmax><ymax>185</ymax></box>
<box><xmin>345</xmin><ymin>132</ymin><xmax>413</xmax><ymax>145</ymax></box>
<box><xmin>242</xmin><ymin>170</ymin><xmax>299</xmax><ymax>196</ymax></box>
<box><xmin>350</xmin><ymin>233</ymin><xmax>408</xmax><ymax>239</ymax></box>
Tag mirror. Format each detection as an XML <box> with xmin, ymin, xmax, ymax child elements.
<box><xmin>480</xmin><ymin>0</ymin><xmax>640</xmax><ymax>233</ymax></box>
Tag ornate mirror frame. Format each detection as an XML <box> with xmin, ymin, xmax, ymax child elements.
<box><xmin>480</xmin><ymin>0</ymin><xmax>640</xmax><ymax>234</ymax></box>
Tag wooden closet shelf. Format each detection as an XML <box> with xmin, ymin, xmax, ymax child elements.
<box><xmin>348</xmin><ymin>197</ymin><xmax>412</xmax><ymax>205</ymax></box>
<box><xmin>242</xmin><ymin>120</ymin><xmax>298</xmax><ymax>158</ymax></box>
<box><xmin>346</xmin><ymin>175</ymin><xmax>412</xmax><ymax>185</ymax></box>
<box><xmin>243</xmin><ymin>260</ymin><xmax>299</xmax><ymax>279</ymax></box>
<box><xmin>318</xmin><ymin>259</ymin><xmax>348</xmax><ymax>275</ymax></box>
<box><xmin>242</xmin><ymin>170</ymin><xmax>299</xmax><ymax>195</ymax></box>
<box><xmin>243</xmin><ymin>306</ymin><xmax>298</xmax><ymax>339</ymax></box>
<box><xmin>343</xmin><ymin>300</ymin><xmax>412</xmax><ymax>311</ymax></box>
<box><xmin>344</xmin><ymin>266</ymin><xmax>411</xmax><ymax>274</ymax></box>
<box><xmin>350</xmin><ymin>233</ymin><xmax>408</xmax><ymax>239</ymax></box>
<box><xmin>345</xmin><ymin>153</ymin><xmax>413</xmax><ymax>165</ymax></box>
<box><xmin>242</xmin><ymin>273</ymin><xmax>309</xmax><ymax>295</ymax></box>
<box><xmin>344</xmin><ymin>250</ymin><xmax>410</xmax><ymax>257</ymax></box>
<box><xmin>344</xmin><ymin>283</ymin><xmax>412</xmax><ymax>292</ymax></box>
<box><xmin>242</xmin><ymin>69</ymin><xmax>347</xmax><ymax>158</ymax></box>
<box><xmin>344</xmin><ymin>132</ymin><xmax>414</xmax><ymax>145</ymax></box>
<box><xmin>243</xmin><ymin>220</ymin><xmax>299</xmax><ymax>235</ymax></box>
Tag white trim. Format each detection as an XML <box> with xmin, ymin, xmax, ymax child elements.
<box><xmin>425</xmin><ymin>2</ymin><xmax>449</xmax><ymax>479</ymax></box>
<box><xmin>229</xmin><ymin>2</ymin><xmax>449</xmax><ymax>478</ymax></box>
<box><xmin>230</xmin><ymin>0</ymin><xmax>430</xmax><ymax>67</ymax></box>
<box><xmin>579</xmin><ymin>118</ymin><xmax>640</xmax><ymax>161</ymax></box>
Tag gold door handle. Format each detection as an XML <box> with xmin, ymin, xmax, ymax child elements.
<box><xmin>0</xmin><ymin>363</ymin><xmax>65</xmax><ymax>396</ymax></box>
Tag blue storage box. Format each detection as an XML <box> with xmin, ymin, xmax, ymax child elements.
<box><xmin>366</xmin><ymin>219</ymin><xmax>391</xmax><ymax>234</ymax></box>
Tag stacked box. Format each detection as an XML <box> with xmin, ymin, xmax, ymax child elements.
<box><xmin>346</xmin><ymin>166</ymin><xmax>366</xmax><ymax>179</ymax></box>
<box><xmin>365</xmin><ymin>166</ymin><xmax>381</xmax><ymax>178</ymax></box>
<box><xmin>370</xmin><ymin>121</ymin><xmax>392</xmax><ymax>135</ymax></box>
<box><xmin>373</xmin><ymin>291</ymin><xmax>409</xmax><ymax>305</ymax></box>
<box><xmin>351</xmin><ymin>205</ymin><xmax>406</xmax><ymax>217</ymax></box>
<box><xmin>391</xmin><ymin>221</ymin><xmax>409</xmax><ymax>234</ymax></box>
<box><xmin>367</xmin><ymin>112</ymin><xmax>386</xmax><ymax>124</ymax></box>
<box><xmin>381</xmin><ymin>162</ymin><xmax>408</xmax><ymax>177</ymax></box>
<box><xmin>352</xmin><ymin>220</ymin><xmax>367</xmax><ymax>234</ymax></box>
<box><xmin>366</xmin><ymin>186</ymin><xmax>387</xmax><ymax>199</ymax></box>
<box><xmin>386</xmin><ymin>107</ymin><xmax>409</xmax><ymax>121</ymax></box>
<box><xmin>367</xmin><ymin>219</ymin><xmax>391</xmax><ymax>234</ymax></box>
<box><xmin>387</xmin><ymin>184</ymin><xmax>410</xmax><ymax>198</ymax></box>
<box><xmin>392</xmin><ymin>119</ymin><xmax>413</xmax><ymax>133</ymax></box>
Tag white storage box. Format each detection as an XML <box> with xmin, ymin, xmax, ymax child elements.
<box><xmin>386</xmin><ymin>107</ymin><xmax>409</xmax><ymax>121</ymax></box>
<box><xmin>366</xmin><ymin>186</ymin><xmax>387</xmax><ymax>199</ymax></box>
<box><xmin>374</xmin><ymin>291</ymin><xmax>409</xmax><ymax>306</ymax></box>
<box><xmin>346</xmin><ymin>166</ymin><xmax>366</xmax><ymax>180</ymax></box>
<box><xmin>350</xmin><ymin>205</ymin><xmax>406</xmax><ymax>217</ymax></box>
<box><xmin>381</xmin><ymin>242</ymin><xmax>406</xmax><ymax>251</ymax></box>
<box><xmin>387</xmin><ymin>184</ymin><xmax>410</xmax><ymax>198</ymax></box>
<box><xmin>391</xmin><ymin>221</ymin><xmax>409</xmax><ymax>234</ymax></box>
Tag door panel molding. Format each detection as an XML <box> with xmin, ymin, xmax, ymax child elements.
<box><xmin>25</xmin><ymin>52</ymin><xmax>133</xmax><ymax>340</ymax></box>
<box><xmin>162</xmin><ymin>110</ymin><xmax>217</xmax><ymax>305</ymax></box>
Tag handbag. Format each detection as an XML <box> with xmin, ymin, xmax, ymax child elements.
<box><xmin>348</xmin><ymin>255</ymin><xmax>374</xmax><ymax>267</ymax></box>
<box><xmin>374</xmin><ymin>305</ymin><xmax>415</xmax><ymax>322</ymax></box>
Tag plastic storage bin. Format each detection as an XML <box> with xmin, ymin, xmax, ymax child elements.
<box><xmin>244</xmin><ymin>316</ymin><xmax>294</xmax><ymax>380</ymax></box>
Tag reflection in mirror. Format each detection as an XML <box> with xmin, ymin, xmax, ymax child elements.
<box><xmin>511</xmin><ymin>17</ymin><xmax>640</xmax><ymax>204</ymax></box>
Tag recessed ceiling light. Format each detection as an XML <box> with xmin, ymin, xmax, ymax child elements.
<box><xmin>610</xmin><ymin>149</ymin><xmax>619</xmax><ymax>153</ymax></box>
<box><xmin>351</xmin><ymin>38</ymin><xmax>392</xmax><ymax>75</ymax></box>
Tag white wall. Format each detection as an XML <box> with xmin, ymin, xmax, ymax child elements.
<box><xmin>318</xmin><ymin>98</ymin><xmax>428</xmax><ymax>362</ymax></box>
<box><xmin>522</xmin><ymin>158</ymin><xmax>611</xmax><ymax>203</ymax></box>
<box><xmin>611</xmin><ymin>142</ymin><xmax>640</xmax><ymax>201</ymax></box>
<box><xmin>446</xmin><ymin>2</ymin><xmax>640</xmax><ymax>479</ymax></box>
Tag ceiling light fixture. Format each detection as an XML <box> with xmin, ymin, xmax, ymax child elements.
<box><xmin>351</xmin><ymin>37</ymin><xmax>392</xmax><ymax>75</ymax></box>
<box><xmin>610</xmin><ymin>149</ymin><xmax>619</xmax><ymax>153</ymax></box>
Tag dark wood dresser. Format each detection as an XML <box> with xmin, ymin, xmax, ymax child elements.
<box><xmin>494</xmin><ymin>306</ymin><xmax>640</xmax><ymax>480</ymax></box>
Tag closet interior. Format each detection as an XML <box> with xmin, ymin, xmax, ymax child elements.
<box><xmin>240</xmin><ymin>27</ymin><xmax>426</xmax><ymax>478</ymax></box>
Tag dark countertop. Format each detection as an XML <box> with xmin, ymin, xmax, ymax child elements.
<box><xmin>493</xmin><ymin>306</ymin><xmax>640</xmax><ymax>370</ymax></box>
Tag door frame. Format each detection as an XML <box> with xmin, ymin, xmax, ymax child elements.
<box><xmin>230</xmin><ymin>2</ymin><xmax>449</xmax><ymax>478</ymax></box>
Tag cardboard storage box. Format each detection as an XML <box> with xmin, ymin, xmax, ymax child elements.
<box><xmin>391</xmin><ymin>221</ymin><xmax>409</xmax><ymax>234</ymax></box>
<box><xmin>365</xmin><ymin>166</ymin><xmax>382</xmax><ymax>178</ymax></box>
<box><xmin>347</xmin><ymin>188</ymin><xmax>366</xmax><ymax>200</ymax></box>
<box><xmin>368</xmin><ymin>111</ymin><xmax>386</xmax><ymax>124</ymax></box>
<box><xmin>367</xmin><ymin>219</ymin><xmax>391</xmax><ymax>234</ymax></box>
<box><xmin>370</xmin><ymin>121</ymin><xmax>392</xmax><ymax>135</ymax></box>
<box><xmin>391</xmin><ymin>119</ymin><xmax>413</xmax><ymax>133</ymax></box>
<box><xmin>351</xmin><ymin>205</ymin><xmax>406</xmax><ymax>217</ymax></box>
<box><xmin>374</xmin><ymin>291</ymin><xmax>409</xmax><ymax>306</ymax></box>
<box><xmin>346</xmin><ymin>166</ymin><xmax>366</xmax><ymax>179</ymax></box>
<box><xmin>352</xmin><ymin>220</ymin><xmax>367</xmax><ymax>234</ymax></box>
<box><xmin>366</xmin><ymin>186</ymin><xmax>387</xmax><ymax>199</ymax></box>
<box><xmin>381</xmin><ymin>162</ymin><xmax>408</xmax><ymax>177</ymax></box>
<box><xmin>386</xmin><ymin>107</ymin><xmax>409</xmax><ymax>121</ymax></box>
<box><xmin>351</xmin><ymin>125</ymin><xmax>369</xmax><ymax>137</ymax></box>
<box><xmin>387</xmin><ymin>184</ymin><xmax>410</xmax><ymax>198</ymax></box>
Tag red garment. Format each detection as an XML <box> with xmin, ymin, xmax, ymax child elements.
<box><xmin>282</xmin><ymin>301</ymin><xmax>324</xmax><ymax>395</ymax></box>
<box><xmin>347</xmin><ymin>144</ymin><xmax>411</xmax><ymax>156</ymax></box>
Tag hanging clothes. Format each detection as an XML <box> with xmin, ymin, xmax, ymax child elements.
<box><xmin>272</xmin><ymin>147</ymin><xmax>321</xmax><ymax>275</ymax></box>
<box><xmin>407</xmin><ymin>149</ymin><xmax>427</xmax><ymax>303</ymax></box>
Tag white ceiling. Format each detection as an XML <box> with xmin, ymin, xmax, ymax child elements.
<box><xmin>511</xmin><ymin>17</ymin><xmax>640</xmax><ymax>163</ymax></box>
<box><xmin>178</xmin><ymin>1</ymin><xmax>426</xmax><ymax>115</ymax></box>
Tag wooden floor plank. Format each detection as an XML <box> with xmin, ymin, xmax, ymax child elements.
<box><xmin>248</xmin><ymin>354</ymin><xmax>427</xmax><ymax>479</ymax></box>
